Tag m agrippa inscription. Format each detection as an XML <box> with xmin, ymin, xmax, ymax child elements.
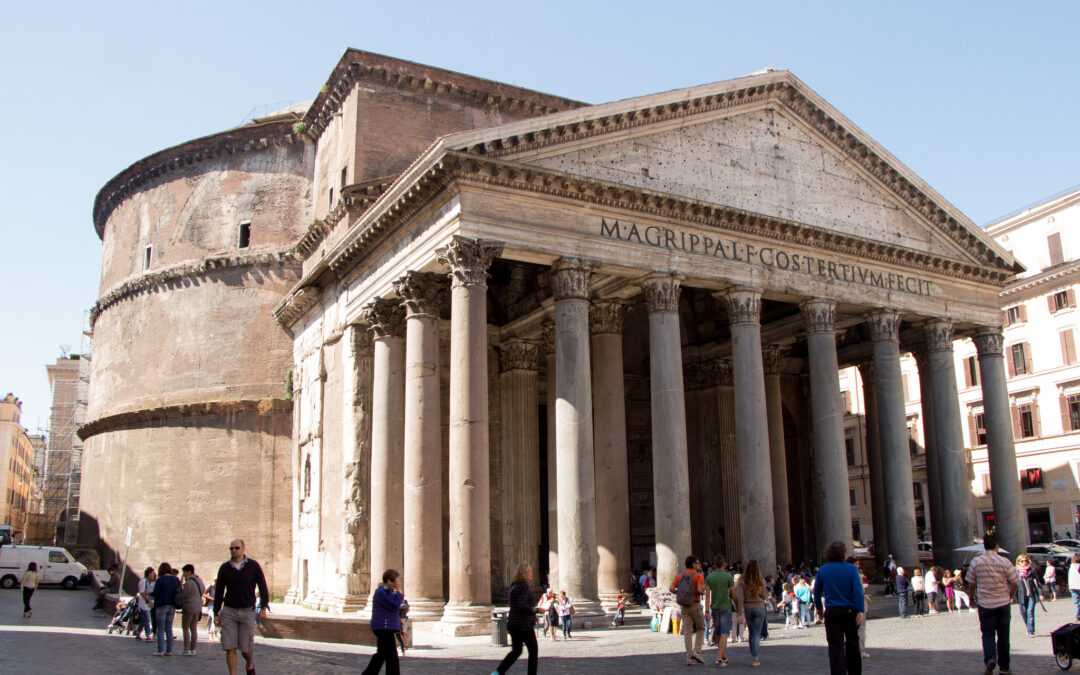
<box><xmin>599</xmin><ymin>218</ymin><xmax>933</xmax><ymax>297</ymax></box>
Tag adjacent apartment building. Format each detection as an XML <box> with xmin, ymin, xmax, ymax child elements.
<box><xmin>845</xmin><ymin>185</ymin><xmax>1080</xmax><ymax>549</ymax></box>
<box><xmin>0</xmin><ymin>394</ymin><xmax>36</xmax><ymax>539</ymax></box>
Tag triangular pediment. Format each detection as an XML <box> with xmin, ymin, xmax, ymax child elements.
<box><xmin>435</xmin><ymin>72</ymin><xmax>1017</xmax><ymax>273</ymax></box>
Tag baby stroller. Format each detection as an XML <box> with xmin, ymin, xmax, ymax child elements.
<box><xmin>106</xmin><ymin>598</ymin><xmax>138</xmax><ymax>635</ymax></box>
<box><xmin>1052</xmin><ymin>622</ymin><xmax>1080</xmax><ymax>670</ymax></box>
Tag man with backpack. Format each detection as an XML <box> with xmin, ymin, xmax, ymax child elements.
<box><xmin>670</xmin><ymin>555</ymin><xmax>707</xmax><ymax>666</ymax></box>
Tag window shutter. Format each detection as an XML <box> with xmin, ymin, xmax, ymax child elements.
<box><xmin>902</xmin><ymin>374</ymin><xmax>910</xmax><ymax>401</ymax></box>
<box><xmin>1069</xmin><ymin>289</ymin><xmax>1077</xmax><ymax>308</ymax></box>
<box><xmin>1007</xmin><ymin>347</ymin><xmax>1016</xmax><ymax>377</ymax></box>
<box><xmin>1024</xmin><ymin>342</ymin><xmax>1034</xmax><ymax>374</ymax></box>
<box><xmin>1064</xmin><ymin>330</ymin><xmax>1077</xmax><ymax>365</ymax></box>
<box><xmin>964</xmin><ymin>360</ymin><xmax>972</xmax><ymax>387</ymax></box>
<box><xmin>1049</xmin><ymin>295</ymin><xmax>1058</xmax><ymax>313</ymax></box>
<box><xmin>1034</xmin><ymin>402</ymin><xmax>1043</xmax><ymax>438</ymax></box>
<box><xmin>1061</xmin><ymin>395</ymin><xmax>1071</xmax><ymax>433</ymax></box>
<box><xmin>1012</xmin><ymin>404</ymin><xmax>1022</xmax><ymax>440</ymax></box>
<box><xmin>968</xmin><ymin>414</ymin><xmax>978</xmax><ymax>446</ymax></box>
<box><xmin>1004</xmin><ymin>309</ymin><xmax>1012</xmax><ymax>327</ymax></box>
<box><xmin>1020</xmin><ymin>305</ymin><xmax>1028</xmax><ymax>322</ymax></box>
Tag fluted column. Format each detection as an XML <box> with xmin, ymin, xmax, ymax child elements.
<box><xmin>716</xmin><ymin>359</ymin><xmax>742</xmax><ymax>563</ymax></box>
<box><xmin>542</xmin><ymin>322</ymin><xmax>558</xmax><ymax>591</ymax></box>
<box><xmin>334</xmin><ymin>324</ymin><xmax>373</xmax><ymax>612</ymax></box>
<box><xmin>552</xmin><ymin>258</ymin><xmax>601</xmax><ymax>612</ymax></box>
<box><xmin>866</xmin><ymin>310</ymin><xmax>918</xmax><ymax>567</ymax></box>
<box><xmin>722</xmin><ymin>287</ymin><xmax>777</xmax><ymax>573</ymax></box>
<box><xmin>643</xmin><ymin>274</ymin><xmax>692</xmax><ymax>585</ymax></box>
<box><xmin>591</xmin><ymin>299</ymin><xmax>631</xmax><ymax>609</ymax></box>
<box><xmin>924</xmin><ymin>319</ymin><xmax>974</xmax><ymax>570</ymax></box>
<box><xmin>395</xmin><ymin>272</ymin><xmax>446</xmax><ymax>619</ymax></box>
<box><xmin>913</xmin><ymin>349</ymin><xmax>945</xmax><ymax>557</ymax></box>
<box><xmin>437</xmin><ymin>236</ymin><xmax>503</xmax><ymax>634</ymax></box>
<box><xmin>975</xmin><ymin>327</ymin><xmax>1028</xmax><ymax>556</ymax></box>
<box><xmin>763</xmin><ymin>347</ymin><xmax>792</xmax><ymax>566</ymax></box>
<box><xmin>801</xmin><ymin>298</ymin><xmax>851</xmax><ymax>550</ymax></box>
<box><xmin>498</xmin><ymin>339</ymin><xmax>541</xmax><ymax>592</ymax></box>
<box><xmin>361</xmin><ymin>298</ymin><xmax>406</xmax><ymax>598</ymax></box>
<box><xmin>857</xmin><ymin>360</ymin><xmax>889</xmax><ymax>569</ymax></box>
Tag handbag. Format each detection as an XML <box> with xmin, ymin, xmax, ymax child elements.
<box><xmin>174</xmin><ymin>580</ymin><xmax>183</xmax><ymax>608</ymax></box>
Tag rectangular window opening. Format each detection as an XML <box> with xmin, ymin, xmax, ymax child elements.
<box><xmin>845</xmin><ymin>433</ymin><xmax>856</xmax><ymax>467</ymax></box>
<box><xmin>1012</xmin><ymin>343</ymin><xmax>1029</xmax><ymax>375</ymax></box>
<box><xmin>1019</xmin><ymin>402</ymin><xmax>1036</xmax><ymax>438</ymax></box>
<box><xmin>329</xmin><ymin>186</ymin><xmax>334</xmax><ymax>208</ymax></box>
<box><xmin>1069</xmin><ymin>395</ymin><xmax>1080</xmax><ymax>432</ymax></box>
<box><xmin>975</xmin><ymin>412</ymin><xmax>988</xmax><ymax>445</ymax></box>
<box><xmin>965</xmin><ymin>356</ymin><xmax>979</xmax><ymax>387</ymax></box>
<box><xmin>341</xmin><ymin>166</ymin><xmax>348</xmax><ymax>190</ymax></box>
<box><xmin>238</xmin><ymin>222</ymin><xmax>251</xmax><ymax>249</ymax></box>
<box><xmin>849</xmin><ymin>488</ymin><xmax>857</xmax><ymax>507</ymax></box>
<box><xmin>1053</xmin><ymin>290</ymin><xmax>1070</xmax><ymax>312</ymax></box>
<box><xmin>1021</xmin><ymin>467</ymin><xmax>1044</xmax><ymax>490</ymax></box>
<box><xmin>143</xmin><ymin>245</ymin><xmax>152</xmax><ymax>271</ymax></box>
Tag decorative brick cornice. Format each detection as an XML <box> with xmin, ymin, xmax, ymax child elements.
<box><xmin>93</xmin><ymin>119</ymin><xmax>303</xmax><ymax>239</ymax></box>
<box><xmin>303</xmin><ymin>50</ymin><xmax>584</xmax><ymax>141</ymax></box>
<box><xmin>78</xmin><ymin>397</ymin><xmax>291</xmax><ymax>441</ymax></box>
<box><xmin>273</xmin><ymin>284</ymin><xmax>321</xmax><ymax>329</ymax></box>
<box><xmin>90</xmin><ymin>248</ymin><xmax>302</xmax><ymax>328</ymax></box>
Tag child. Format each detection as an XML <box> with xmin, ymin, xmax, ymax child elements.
<box><xmin>778</xmin><ymin>582</ymin><xmax>795</xmax><ymax>628</ymax></box>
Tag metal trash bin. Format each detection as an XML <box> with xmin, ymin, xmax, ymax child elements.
<box><xmin>491</xmin><ymin>610</ymin><xmax>508</xmax><ymax>647</ymax></box>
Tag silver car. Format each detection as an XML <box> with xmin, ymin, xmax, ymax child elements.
<box><xmin>1025</xmin><ymin>544</ymin><xmax>1073</xmax><ymax>566</ymax></box>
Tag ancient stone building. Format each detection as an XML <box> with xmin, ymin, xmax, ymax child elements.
<box><xmin>85</xmin><ymin>51</ymin><xmax>1026</xmax><ymax>631</ymax></box>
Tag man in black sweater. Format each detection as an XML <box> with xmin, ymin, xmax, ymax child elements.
<box><xmin>214</xmin><ymin>539</ymin><xmax>269</xmax><ymax>675</ymax></box>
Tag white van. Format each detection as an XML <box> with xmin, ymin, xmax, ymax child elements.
<box><xmin>0</xmin><ymin>545</ymin><xmax>88</xmax><ymax>590</ymax></box>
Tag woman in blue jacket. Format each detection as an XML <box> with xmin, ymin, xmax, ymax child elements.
<box><xmin>362</xmin><ymin>569</ymin><xmax>405</xmax><ymax>675</ymax></box>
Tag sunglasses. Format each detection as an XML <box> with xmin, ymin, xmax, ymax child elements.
<box><xmin>229</xmin><ymin>546</ymin><xmax>242</xmax><ymax>550</ymax></box>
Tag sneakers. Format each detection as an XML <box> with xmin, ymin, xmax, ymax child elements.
<box><xmin>750</xmin><ymin>659</ymin><xmax>761</xmax><ymax>667</ymax></box>
<box><xmin>155</xmin><ymin>652</ymin><xmax>164</xmax><ymax>657</ymax></box>
<box><xmin>984</xmin><ymin>659</ymin><xmax>996</xmax><ymax>675</ymax></box>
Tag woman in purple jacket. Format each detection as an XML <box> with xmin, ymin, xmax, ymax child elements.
<box><xmin>362</xmin><ymin>569</ymin><xmax>405</xmax><ymax>675</ymax></box>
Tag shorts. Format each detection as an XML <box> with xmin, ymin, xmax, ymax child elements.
<box><xmin>218</xmin><ymin>605</ymin><xmax>256</xmax><ymax>653</ymax></box>
<box><xmin>711</xmin><ymin>608</ymin><xmax>733</xmax><ymax>636</ymax></box>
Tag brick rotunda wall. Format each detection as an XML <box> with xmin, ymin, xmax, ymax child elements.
<box><xmin>81</xmin><ymin>122</ymin><xmax>313</xmax><ymax>595</ymax></box>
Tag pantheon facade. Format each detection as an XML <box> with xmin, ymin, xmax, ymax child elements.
<box><xmin>83</xmin><ymin>51</ymin><xmax>1024</xmax><ymax>634</ymax></box>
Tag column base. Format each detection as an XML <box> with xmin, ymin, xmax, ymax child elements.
<box><xmin>569</xmin><ymin>598</ymin><xmax>606</xmax><ymax>618</ymax></box>
<box><xmin>322</xmin><ymin>592</ymin><xmax>368</xmax><ymax>614</ymax></box>
<box><xmin>283</xmin><ymin>587</ymin><xmax>302</xmax><ymax>605</ymax></box>
<box><xmin>406</xmin><ymin>597</ymin><xmax>446</xmax><ymax>621</ymax></box>
<box><xmin>441</xmin><ymin>602</ymin><xmax>495</xmax><ymax>636</ymax></box>
<box><xmin>598</xmin><ymin>592</ymin><xmax>621</xmax><ymax>613</ymax></box>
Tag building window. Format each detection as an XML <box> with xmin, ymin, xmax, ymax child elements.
<box><xmin>329</xmin><ymin>186</ymin><xmax>334</xmax><ymax>209</ymax></box>
<box><xmin>913</xmin><ymin>481</ymin><xmax>923</xmax><ymax>501</ymax></box>
<box><xmin>1051</xmin><ymin>290</ymin><xmax>1075</xmax><ymax>313</ymax></box>
<box><xmin>1049</xmin><ymin>232</ymin><xmax>1065</xmax><ymax>267</ymax></box>
<box><xmin>1018</xmin><ymin>402</ymin><xmax>1036</xmax><ymax>438</ymax></box>
<box><xmin>841</xmin><ymin>390</ymin><xmax>851</xmax><ymax>414</ymax></box>
<box><xmin>852</xmin><ymin>520</ymin><xmax>861</xmax><ymax>542</ymax></box>
<box><xmin>1009</xmin><ymin>343</ymin><xmax>1032</xmax><ymax>376</ymax></box>
<box><xmin>238</xmin><ymin>222</ymin><xmax>251</xmax><ymax>249</ymax></box>
<box><xmin>303</xmin><ymin>455</ymin><xmax>311</xmax><ymax>499</ymax></box>
<box><xmin>974</xmin><ymin>412</ymin><xmax>988</xmax><ymax>445</ymax></box>
<box><xmin>1005</xmin><ymin>305</ymin><xmax>1026</xmax><ymax>326</ymax></box>
<box><xmin>1020</xmin><ymin>467</ymin><xmax>1044</xmax><ymax>490</ymax></box>
<box><xmin>964</xmin><ymin>356</ymin><xmax>979</xmax><ymax>388</ymax></box>
<box><xmin>1062</xmin><ymin>394</ymin><xmax>1080</xmax><ymax>432</ymax></box>
<box><xmin>341</xmin><ymin>166</ymin><xmax>348</xmax><ymax>189</ymax></box>
<box><xmin>849</xmin><ymin>488</ymin><xmax>857</xmax><ymax>507</ymax></box>
<box><xmin>143</xmin><ymin>245</ymin><xmax>152</xmax><ymax>271</ymax></box>
<box><xmin>1063</xmin><ymin>330</ymin><xmax>1078</xmax><ymax>366</ymax></box>
<box><xmin>845</xmin><ymin>433</ymin><xmax>856</xmax><ymax>467</ymax></box>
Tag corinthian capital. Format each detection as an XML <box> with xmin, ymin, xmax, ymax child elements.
<box><xmin>551</xmin><ymin>258</ymin><xmax>596</xmax><ymax>301</ymax></box>
<box><xmin>722</xmin><ymin>286</ymin><xmax>763</xmax><ymax>326</ymax></box>
<box><xmin>347</xmin><ymin>323</ymin><xmax>374</xmax><ymax>357</ymax></box>
<box><xmin>762</xmin><ymin>346</ymin><xmax>782</xmax><ymax>375</ymax></box>
<box><xmin>394</xmin><ymin>271</ymin><xmax>445</xmax><ymax>317</ymax></box>
<box><xmin>589</xmin><ymin>299</ymin><xmax>629</xmax><ymax>335</ymax></box>
<box><xmin>437</xmin><ymin>236</ymin><xmax>503</xmax><ymax>288</ymax></box>
<box><xmin>498</xmin><ymin>338</ymin><xmax>540</xmax><ymax>372</ymax></box>
<box><xmin>541</xmin><ymin>321</ymin><xmax>556</xmax><ymax>354</ymax></box>
<box><xmin>924</xmin><ymin>318</ymin><xmax>955</xmax><ymax>352</ymax></box>
<box><xmin>865</xmin><ymin>309</ymin><xmax>901</xmax><ymax>343</ymax></box>
<box><xmin>974</xmin><ymin>326</ymin><xmax>1005</xmax><ymax>358</ymax></box>
<box><xmin>800</xmin><ymin>298</ymin><xmax>836</xmax><ymax>335</ymax></box>
<box><xmin>641</xmin><ymin>274</ymin><xmax>682</xmax><ymax>313</ymax></box>
<box><xmin>361</xmin><ymin>298</ymin><xmax>405</xmax><ymax>339</ymax></box>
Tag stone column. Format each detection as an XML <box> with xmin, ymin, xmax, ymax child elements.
<box><xmin>763</xmin><ymin>347</ymin><xmax>792</xmax><ymax>566</ymax></box>
<box><xmin>334</xmin><ymin>324</ymin><xmax>373</xmax><ymax>612</ymax></box>
<box><xmin>643</xmin><ymin>274</ymin><xmax>692</xmax><ymax>586</ymax></box>
<box><xmin>913</xmin><ymin>349</ymin><xmax>945</xmax><ymax>556</ymax></box>
<box><xmin>361</xmin><ymin>298</ymin><xmax>406</xmax><ymax>598</ymax></box>
<box><xmin>865</xmin><ymin>310</ymin><xmax>919</xmax><ymax>567</ymax></box>
<box><xmin>800</xmin><ymin>298</ymin><xmax>851</xmax><ymax>550</ymax></box>
<box><xmin>437</xmin><ymin>236</ymin><xmax>503</xmax><ymax>634</ymax></box>
<box><xmin>498</xmin><ymin>339</ymin><xmax>541</xmax><ymax>591</ymax></box>
<box><xmin>715</xmin><ymin>359</ymin><xmax>742</xmax><ymax>563</ymax></box>
<box><xmin>722</xmin><ymin>287</ymin><xmax>777</xmax><ymax>574</ymax></box>
<box><xmin>394</xmin><ymin>272</ymin><xmax>446</xmax><ymax>619</ymax></box>
<box><xmin>924</xmin><ymin>319</ymin><xmax>975</xmax><ymax>570</ymax></box>
<box><xmin>542</xmin><ymin>322</ymin><xmax>558</xmax><ymax>591</ymax></box>
<box><xmin>552</xmin><ymin>258</ymin><xmax>601</xmax><ymax>613</ymax></box>
<box><xmin>857</xmin><ymin>361</ymin><xmax>889</xmax><ymax>569</ymax></box>
<box><xmin>975</xmin><ymin>327</ymin><xmax>1028</xmax><ymax>555</ymax></box>
<box><xmin>590</xmin><ymin>299</ymin><xmax>631</xmax><ymax>609</ymax></box>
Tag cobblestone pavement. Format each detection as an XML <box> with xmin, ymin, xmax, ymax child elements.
<box><xmin>2</xmin><ymin>586</ymin><xmax>1078</xmax><ymax>673</ymax></box>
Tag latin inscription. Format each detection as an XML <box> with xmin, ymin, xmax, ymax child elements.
<box><xmin>600</xmin><ymin>218</ymin><xmax>933</xmax><ymax>297</ymax></box>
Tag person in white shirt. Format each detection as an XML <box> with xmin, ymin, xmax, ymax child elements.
<box><xmin>1069</xmin><ymin>554</ymin><xmax>1080</xmax><ymax>620</ymax></box>
<box><xmin>925</xmin><ymin>567</ymin><xmax>939</xmax><ymax>614</ymax></box>
<box><xmin>135</xmin><ymin>566</ymin><xmax>156</xmax><ymax>641</ymax></box>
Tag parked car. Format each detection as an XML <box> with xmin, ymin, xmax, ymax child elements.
<box><xmin>0</xmin><ymin>545</ymin><xmax>87</xmax><ymax>590</ymax></box>
<box><xmin>916</xmin><ymin>541</ymin><xmax>934</xmax><ymax>562</ymax></box>
<box><xmin>1054</xmin><ymin>539</ymin><xmax>1080</xmax><ymax>552</ymax></box>
<box><xmin>852</xmin><ymin>540</ymin><xmax>870</xmax><ymax>557</ymax></box>
<box><xmin>1025</xmin><ymin>544</ymin><xmax>1074</xmax><ymax>566</ymax></box>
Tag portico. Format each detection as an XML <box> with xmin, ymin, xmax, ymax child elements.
<box><xmin>278</xmin><ymin>68</ymin><xmax>1020</xmax><ymax>633</ymax></box>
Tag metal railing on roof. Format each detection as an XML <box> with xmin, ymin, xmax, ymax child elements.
<box><xmin>983</xmin><ymin>182</ymin><xmax>1080</xmax><ymax>227</ymax></box>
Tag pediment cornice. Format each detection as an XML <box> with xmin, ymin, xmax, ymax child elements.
<box><xmin>445</xmin><ymin>76</ymin><xmax>1017</xmax><ymax>275</ymax></box>
<box><xmin>274</xmin><ymin>151</ymin><xmax>1015</xmax><ymax>328</ymax></box>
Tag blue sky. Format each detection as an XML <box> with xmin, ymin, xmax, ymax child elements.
<box><xmin>1</xmin><ymin>0</ymin><xmax>1077</xmax><ymax>428</ymax></box>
